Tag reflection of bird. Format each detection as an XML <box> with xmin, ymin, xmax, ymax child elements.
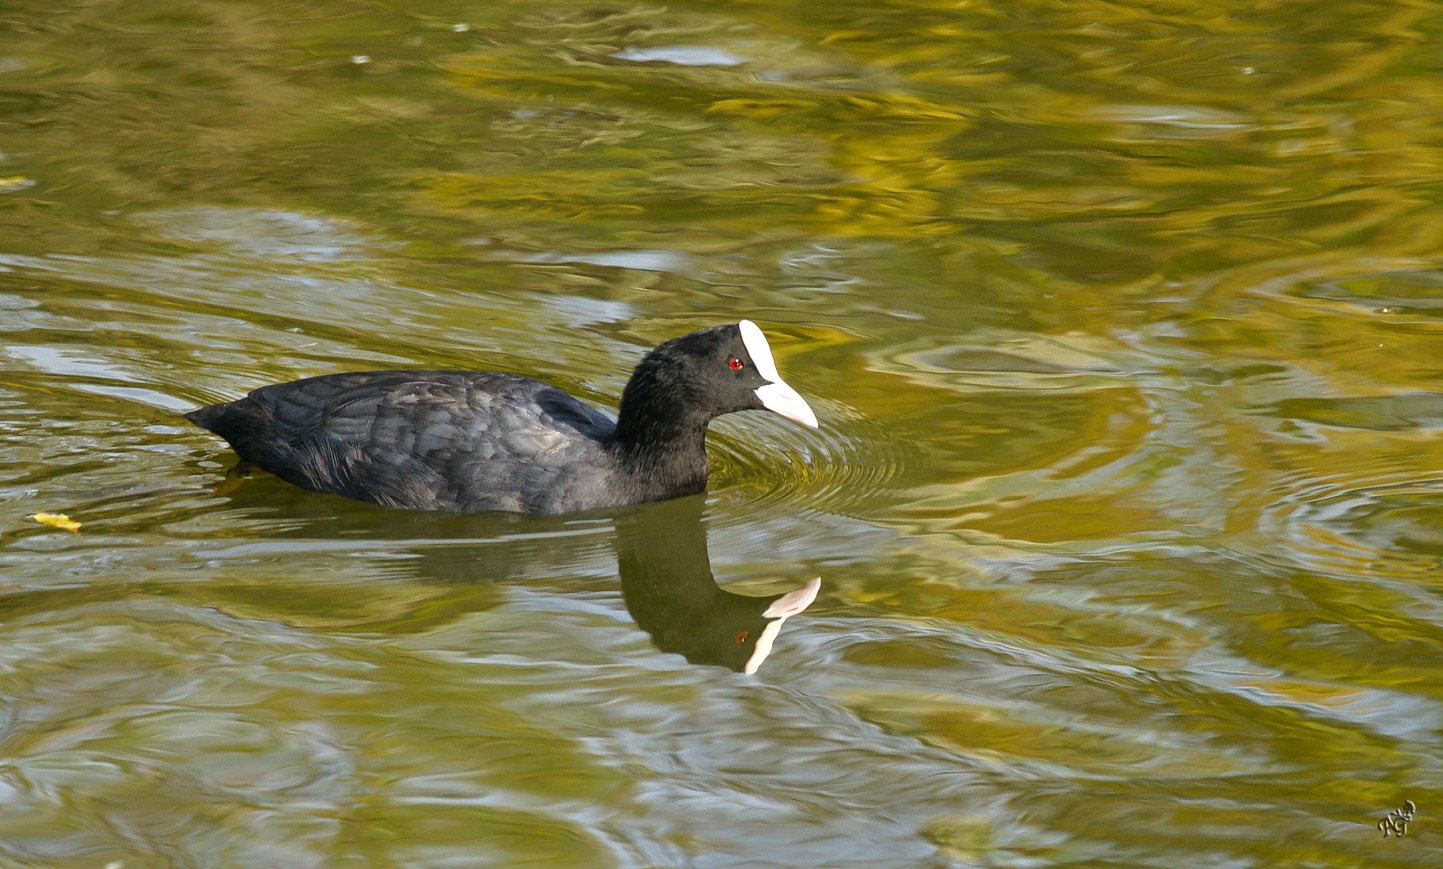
<box><xmin>186</xmin><ymin>321</ymin><xmax>816</xmax><ymax>514</ymax></box>
<box><xmin>615</xmin><ymin>497</ymin><xmax>820</xmax><ymax>674</ymax></box>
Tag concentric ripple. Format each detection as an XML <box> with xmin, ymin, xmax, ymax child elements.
<box><xmin>706</xmin><ymin>408</ymin><xmax>923</xmax><ymax>523</ymax></box>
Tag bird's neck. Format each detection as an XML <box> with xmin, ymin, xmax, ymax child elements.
<box><xmin>610</xmin><ymin>416</ymin><xmax>711</xmax><ymax>499</ymax></box>
<box><xmin>610</xmin><ymin>377</ymin><xmax>713</xmax><ymax>500</ymax></box>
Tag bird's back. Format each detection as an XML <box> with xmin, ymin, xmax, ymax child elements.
<box><xmin>187</xmin><ymin>370</ymin><xmax>622</xmax><ymax>513</ymax></box>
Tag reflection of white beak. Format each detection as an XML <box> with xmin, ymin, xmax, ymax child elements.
<box><xmin>744</xmin><ymin>577</ymin><xmax>822</xmax><ymax>675</ymax></box>
<box><xmin>755</xmin><ymin>380</ymin><xmax>819</xmax><ymax>428</ymax></box>
<box><xmin>738</xmin><ymin>319</ymin><xmax>819</xmax><ymax>428</ymax></box>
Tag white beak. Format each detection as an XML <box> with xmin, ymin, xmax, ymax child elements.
<box><xmin>738</xmin><ymin>320</ymin><xmax>819</xmax><ymax>428</ymax></box>
<box><xmin>754</xmin><ymin>380</ymin><xmax>818</xmax><ymax>428</ymax></box>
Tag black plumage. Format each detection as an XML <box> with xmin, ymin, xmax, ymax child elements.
<box><xmin>185</xmin><ymin>321</ymin><xmax>817</xmax><ymax>514</ymax></box>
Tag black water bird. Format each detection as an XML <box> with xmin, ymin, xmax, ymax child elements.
<box><xmin>186</xmin><ymin>321</ymin><xmax>817</xmax><ymax>514</ymax></box>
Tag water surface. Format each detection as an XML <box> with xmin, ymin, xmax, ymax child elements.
<box><xmin>2</xmin><ymin>0</ymin><xmax>1442</xmax><ymax>866</ymax></box>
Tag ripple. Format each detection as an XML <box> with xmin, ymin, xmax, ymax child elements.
<box><xmin>1086</xmin><ymin>103</ymin><xmax>1252</xmax><ymax>137</ymax></box>
<box><xmin>1287</xmin><ymin>263</ymin><xmax>1443</xmax><ymax>317</ymax></box>
<box><xmin>707</xmin><ymin>408</ymin><xmax>922</xmax><ymax>521</ymax></box>
<box><xmin>130</xmin><ymin>207</ymin><xmax>397</xmax><ymax>263</ymax></box>
<box><xmin>610</xmin><ymin>46</ymin><xmax>745</xmax><ymax>67</ymax></box>
<box><xmin>1267</xmin><ymin>393</ymin><xmax>1443</xmax><ymax>432</ymax></box>
<box><xmin>485</xmin><ymin>247</ymin><xmax>697</xmax><ymax>274</ymax></box>
<box><xmin>1255</xmin><ymin>472</ymin><xmax>1443</xmax><ymax>584</ymax></box>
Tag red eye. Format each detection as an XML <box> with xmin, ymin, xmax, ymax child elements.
<box><xmin>735</xmin><ymin>631</ymin><xmax>750</xmax><ymax>644</ymax></box>
<box><xmin>728</xmin><ymin>356</ymin><xmax>744</xmax><ymax>371</ymax></box>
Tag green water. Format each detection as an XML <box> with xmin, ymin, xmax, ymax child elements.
<box><xmin>3</xmin><ymin>0</ymin><xmax>1443</xmax><ymax>866</ymax></box>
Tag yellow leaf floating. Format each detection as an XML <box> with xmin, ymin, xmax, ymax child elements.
<box><xmin>32</xmin><ymin>513</ymin><xmax>81</xmax><ymax>533</ymax></box>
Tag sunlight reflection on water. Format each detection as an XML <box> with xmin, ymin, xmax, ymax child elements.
<box><xmin>2</xmin><ymin>0</ymin><xmax>1443</xmax><ymax>865</ymax></box>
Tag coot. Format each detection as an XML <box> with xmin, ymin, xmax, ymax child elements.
<box><xmin>186</xmin><ymin>320</ymin><xmax>818</xmax><ymax>514</ymax></box>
